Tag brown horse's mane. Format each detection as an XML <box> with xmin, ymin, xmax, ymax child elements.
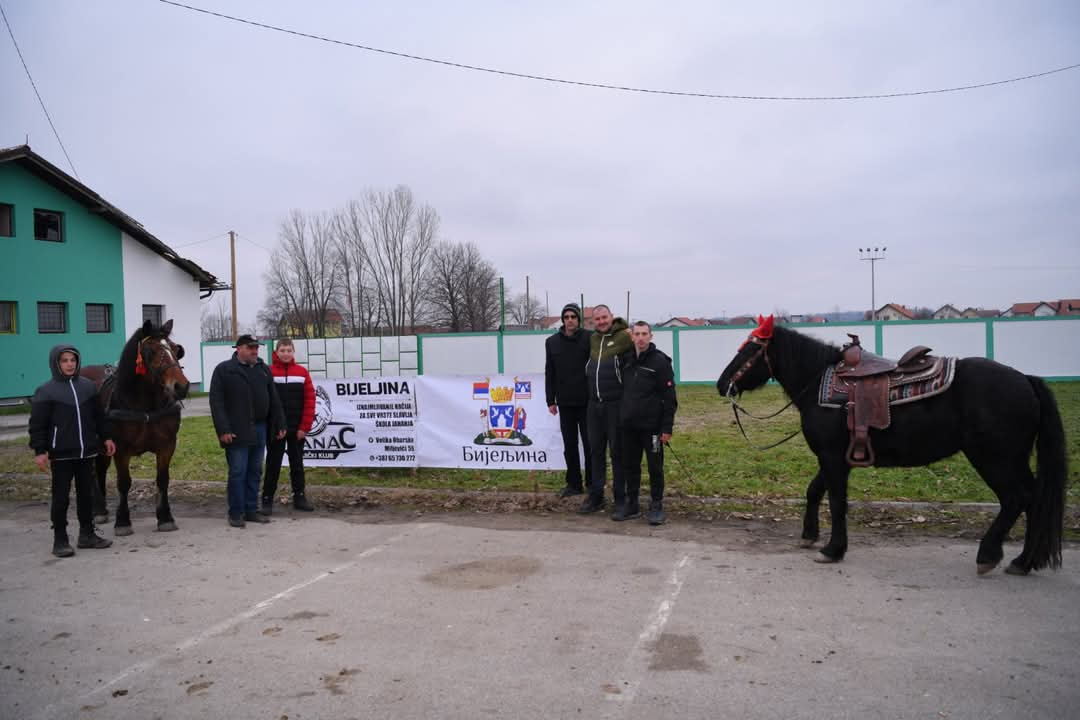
<box><xmin>112</xmin><ymin>321</ymin><xmax>172</xmax><ymax>406</ymax></box>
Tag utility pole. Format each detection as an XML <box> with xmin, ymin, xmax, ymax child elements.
<box><xmin>859</xmin><ymin>247</ymin><xmax>887</xmax><ymax>320</ymax></box>
<box><xmin>525</xmin><ymin>275</ymin><xmax>530</xmax><ymax>328</ymax></box>
<box><xmin>229</xmin><ymin>230</ymin><xmax>238</xmax><ymax>338</ymax></box>
<box><xmin>626</xmin><ymin>290</ymin><xmax>631</xmax><ymax>321</ymax></box>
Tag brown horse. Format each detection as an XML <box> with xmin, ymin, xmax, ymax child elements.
<box><xmin>82</xmin><ymin>319</ymin><xmax>189</xmax><ymax>534</ymax></box>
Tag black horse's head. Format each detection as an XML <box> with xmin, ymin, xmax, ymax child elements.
<box><xmin>717</xmin><ymin>315</ymin><xmax>775</xmax><ymax>397</ymax></box>
<box><xmin>126</xmin><ymin>319</ymin><xmax>190</xmax><ymax>401</ymax></box>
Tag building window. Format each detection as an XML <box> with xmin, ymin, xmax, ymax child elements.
<box><xmin>86</xmin><ymin>303</ymin><xmax>112</xmax><ymax>333</ymax></box>
<box><xmin>37</xmin><ymin>302</ymin><xmax>67</xmax><ymax>333</ymax></box>
<box><xmin>142</xmin><ymin>304</ymin><xmax>164</xmax><ymax>326</ymax></box>
<box><xmin>34</xmin><ymin>209</ymin><xmax>63</xmax><ymax>242</ymax></box>
<box><xmin>0</xmin><ymin>204</ymin><xmax>12</xmax><ymax>237</ymax></box>
<box><xmin>0</xmin><ymin>302</ymin><xmax>15</xmax><ymax>333</ymax></box>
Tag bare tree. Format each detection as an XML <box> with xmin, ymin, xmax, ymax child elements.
<box><xmin>200</xmin><ymin>296</ymin><xmax>233</xmax><ymax>341</ymax></box>
<box><xmin>262</xmin><ymin>210</ymin><xmax>342</xmax><ymax>338</ymax></box>
<box><xmin>424</xmin><ymin>241</ymin><xmax>501</xmax><ymax>331</ymax></box>
<box><xmin>508</xmin><ymin>289</ymin><xmax>544</xmax><ymax>328</ymax></box>
<box><xmin>332</xmin><ymin>201</ymin><xmax>380</xmax><ymax>335</ymax></box>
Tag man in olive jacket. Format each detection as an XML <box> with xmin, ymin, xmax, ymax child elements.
<box><xmin>545</xmin><ymin>303</ymin><xmax>593</xmax><ymax>498</ymax></box>
<box><xmin>210</xmin><ymin>335</ymin><xmax>286</xmax><ymax>528</ymax></box>
<box><xmin>580</xmin><ymin>304</ymin><xmax>633</xmax><ymax>514</ymax></box>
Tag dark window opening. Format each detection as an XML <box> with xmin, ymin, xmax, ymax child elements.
<box><xmin>86</xmin><ymin>303</ymin><xmax>112</xmax><ymax>333</ymax></box>
<box><xmin>38</xmin><ymin>302</ymin><xmax>67</xmax><ymax>333</ymax></box>
<box><xmin>34</xmin><ymin>209</ymin><xmax>63</xmax><ymax>242</ymax></box>
<box><xmin>142</xmin><ymin>304</ymin><xmax>164</xmax><ymax>327</ymax></box>
<box><xmin>0</xmin><ymin>302</ymin><xmax>15</xmax><ymax>333</ymax></box>
<box><xmin>0</xmin><ymin>204</ymin><xmax>12</xmax><ymax>237</ymax></box>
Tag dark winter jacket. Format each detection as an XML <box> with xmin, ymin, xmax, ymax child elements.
<box><xmin>271</xmin><ymin>351</ymin><xmax>316</xmax><ymax>433</ymax></box>
<box><xmin>585</xmin><ymin>318</ymin><xmax>632</xmax><ymax>402</ymax></box>
<box><xmin>28</xmin><ymin>344</ymin><xmax>111</xmax><ymax>460</ymax></box>
<box><xmin>544</xmin><ymin>327</ymin><xmax>592</xmax><ymax>407</ymax></box>
<box><xmin>209</xmin><ymin>353</ymin><xmax>286</xmax><ymax>448</ymax></box>
<box><xmin>620</xmin><ymin>343</ymin><xmax>678</xmax><ymax>434</ymax></box>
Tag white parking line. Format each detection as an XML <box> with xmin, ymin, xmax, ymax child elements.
<box><xmin>33</xmin><ymin>523</ymin><xmax>436</xmax><ymax>720</ymax></box>
<box><xmin>602</xmin><ymin>547</ymin><xmax>696</xmax><ymax>715</ymax></box>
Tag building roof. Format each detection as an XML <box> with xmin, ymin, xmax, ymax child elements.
<box><xmin>876</xmin><ymin>303</ymin><xmax>915</xmax><ymax>319</ymax></box>
<box><xmin>1008</xmin><ymin>301</ymin><xmax>1058</xmax><ymax>315</ymax></box>
<box><xmin>1055</xmin><ymin>299</ymin><xmax>1080</xmax><ymax>314</ymax></box>
<box><xmin>0</xmin><ymin>144</ymin><xmax>224</xmax><ymax>294</ymax></box>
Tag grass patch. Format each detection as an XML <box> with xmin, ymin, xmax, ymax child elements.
<box><xmin>1</xmin><ymin>383</ymin><xmax>1077</xmax><ymax>505</ymax></box>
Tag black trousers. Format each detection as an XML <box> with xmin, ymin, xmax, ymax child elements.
<box><xmin>621</xmin><ymin>429</ymin><xmax>665</xmax><ymax>504</ymax></box>
<box><xmin>51</xmin><ymin>457</ymin><xmax>95</xmax><ymax>537</ymax></box>
<box><xmin>557</xmin><ymin>404</ymin><xmax>592</xmax><ymax>490</ymax></box>
<box><xmin>263</xmin><ymin>430</ymin><xmax>307</xmax><ymax>499</ymax></box>
<box><xmin>586</xmin><ymin>399</ymin><xmax>622</xmax><ymax>502</ymax></box>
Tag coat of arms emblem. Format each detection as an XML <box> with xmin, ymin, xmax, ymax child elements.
<box><xmin>472</xmin><ymin>378</ymin><xmax>532</xmax><ymax>445</ymax></box>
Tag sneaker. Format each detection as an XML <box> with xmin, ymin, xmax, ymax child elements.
<box><xmin>578</xmin><ymin>495</ymin><xmax>605</xmax><ymax>514</ymax></box>
<box><xmin>557</xmin><ymin>486</ymin><xmax>584</xmax><ymax>498</ymax></box>
<box><xmin>52</xmin><ymin>538</ymin><xmax>75</xmax><ymax>558</ymax></box>
<box><xmin>647</xmin><ymin>501</ymin><xmax>666</xmax><ymax>526</ymax></box>
<box><xmin>260</xmin><ymin>498</ymin><xmax>274</xmax><ymax>516</ymax></box>
<box><xmin>293</xmin><ymin>494</ymin><xmax>314</xmax><ymax>512</ymax></box>
<box><xmin>77</xmin><ymin>529</ymin><xmax>112</xmax><ymax>549</ymax></box>
<box><xmin>612</xmin><ymin>503</ymin><xmax>641</xmax><ymax>521</ymax></box>
<box><xmin>228</xmin><ymin>515</ymin><xmax>245</xmax><ymax>528</ymax></box>
<box><xmin>244</xmin><ymin>512</ymin><xmax>270</xmax><ymax>524</ymax></box>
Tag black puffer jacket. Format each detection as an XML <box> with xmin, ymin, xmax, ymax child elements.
<box><xmin>585</xmin><ymin>318</ymin><xmax>632</xmax><ymax>402</ymax></box>
<box><xmin>28</xmin><ymin>345</ymin><xmax>111</xmax><ymax>460</ymax></box>
<box><xmin>620</xmin><ymin>343</ymin><xmax>678</xmax><ymax>434</ymax></box>
<box><xmin>545</xmin><ymin>327</ymin><xmax>592</xmax><ymax>407</ymax></box>
<box><xmin>209</xmin><ymin>353</ymin><xmax>286</xmax><ymax>447</ymax></box>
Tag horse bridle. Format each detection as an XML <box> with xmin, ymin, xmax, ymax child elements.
<box><xmin>725</xmin><ymin>335</ymin><xmax>808</xmax><ymax>450</ymax></box>
<box><xmin>138</xmin><ymin>336</ymin><xmax>183</xmax><ymax>381</ymax></box>
<box><xmin>727</xmin><ymin>336</ymin><xmax>774</xmax><ymax>393</ymax></box>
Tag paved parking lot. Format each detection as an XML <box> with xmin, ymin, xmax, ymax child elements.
<box><xmin>1</xmin><ymin>501</ymin><xmax>1078</xmax><ymax>720</ymax></box>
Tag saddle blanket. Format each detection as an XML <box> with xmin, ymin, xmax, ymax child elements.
<box><xmin>819</xmin><ymin>356</ymin><xmax>957</xmax><ymax>409</ymax></box>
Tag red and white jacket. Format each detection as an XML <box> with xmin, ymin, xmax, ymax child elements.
<box><xmin>270</xmin><ymin>351</ymin><xmax>315</xmax><ymax>433</ymax></box>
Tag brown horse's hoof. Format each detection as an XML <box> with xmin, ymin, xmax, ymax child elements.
<box><xmin>976</xmin><ymin>562</ymin><xmax>999</xmax><ymax>575</ymax></box>
<box><xmin>114</xmin><ymin>526</ymin><xmax>134</xmax><ymax>537</ymax></box>
<box><xmin>813</xmin><ymin>554</ymin><xmax>840</xmax><ymax>564</ymax></box>
<box><xmin>93</xmin><ymin>514</ymin><xmax>109</xmax><ymax>525</ymax></box>
<box><xmin>1004</xmin><ymin>563</ymin><xmax>1030</xmax><ymax>576</ymax></box>
<box><xmin>157</xmin><ymin>521</ymin><xmax>178</xmax><ymax>532</ymax></box>
<box><xmin>798</xmin><ymin>538</ymin><xmax>817</xmax><ymax>549</ymax></box>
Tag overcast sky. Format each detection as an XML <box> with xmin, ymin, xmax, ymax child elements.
<box><xmin>3</xmin><ymin>0</ymin><xmax>1078</xmax><ymax>327</ymax></box>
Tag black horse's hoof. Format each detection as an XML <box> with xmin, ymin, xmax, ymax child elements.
<box><xmin>798</xmin><ymin>538</ymin><xmax>817</xmax><ymax>549</ymax></box>
<box><xmin>114</xmin><ymin>526</ymin><xmax>134</xmax><ymax>537</ymax></box>
<box><xmin>157</xmin><ymin>521</ymin><xmax>178</xmax><ymax>532</ymax></box>
<box><xmin>976</xmin><ymin>562</ymin><xmax>999</xmax><ymax>575</ymax></box>
<box><xmin>93</xmin><ymin>513</ymin><xmax>109</xmax><ymax>525</ymax></box>
<box><xmin>1004</xmin><ymin>562</ymin><xmax>1030</xmax><ymax>576</ymax></box>
<box><xmin>813</xmin><ymin>553</ymin><xmax>841</xmax><ymax>564</ymax></box>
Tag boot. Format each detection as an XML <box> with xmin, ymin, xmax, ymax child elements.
<box><xmin>52</xmin><ymin>534</ymin><xmax>74</xmax><ymax>558</ymax></box>
<box><xmin>77</xmin><ymin>527</ymin><xmax>112</xmax><ymax>549</ymax></box>
<box><xmin>612</xmin><ymin>501</ymin><xmax>641</xmax><ymax>521</ymax></box>
<box><xmin>260</xmin><ymin>497</ymin><xmax>274</xmax><ymax>516</ymax></box>
<box><xmin>647</xmin><ymin>500</ymin><xmax>666</xmax><ymax>526</ymax></box>
<box><xmin>578</xmin><ymin>495</ymin><xmax>605</xmax><ymax>514</ymax></box>
<box><xmin>293</xmin><ymin>493</ymin><xmax>314</xmax><ymax>512</ymax></box>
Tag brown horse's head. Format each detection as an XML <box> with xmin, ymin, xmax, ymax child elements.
<box><xmin>132</xmin><ymin>319</ymin><xmax>190</xmax><ymax>401</ymax></box>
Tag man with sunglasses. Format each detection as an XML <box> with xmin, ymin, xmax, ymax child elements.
<box><xmin>545</xmin><ymin>303</ymin><xmax>593</xmax><ymax>497</ymax></box>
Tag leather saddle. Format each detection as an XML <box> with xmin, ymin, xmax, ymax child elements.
<box><xmin>823</xmin><ymin>334</ymin><xmax>955</xmax><ymax>467</ymax></box>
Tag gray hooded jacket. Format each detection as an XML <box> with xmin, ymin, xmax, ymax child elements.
<box><xmin>28</xmin><ymin>345</ymin><xmax>111</xmax><ymax>460</ymax></box>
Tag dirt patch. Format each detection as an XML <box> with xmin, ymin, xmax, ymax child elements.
<box><xmin>649</xmin><ymin>633</ymin><xmax>709</xmax><ymax>672</ymax></box>
<box><xmin>423</xmin><ymin>556</ymin><xmax>543</xmax><ymax>590</ymax></box>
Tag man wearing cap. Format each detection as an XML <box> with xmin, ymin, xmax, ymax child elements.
<box><xmin>209</xmin><ymin>335</ymin><xmax>286</xmax><ymax>528</ymax></box>
<box><xmin>545</xmin><ymin>303</ymin><xmax>593</xmax><ymax>497</ymax></box>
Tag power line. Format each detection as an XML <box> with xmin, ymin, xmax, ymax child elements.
<box><xmin>237</xmin><ymin>233</ymin><xmax>274</xmax><ymax>253</ymax></box>
<box><xmin>158</xmin><ymin>0</ymin><xmax>1080</xmax><ymax>102</ymax></box>
<box><xmin>172</xmin><ymin>231</ymin><xmax>230</xmax><ymax>249</ymax></box>
<box><xmin>0</xmin><ymin>1</ymin><xmax>79</xmax><ymax>178</ymax></box>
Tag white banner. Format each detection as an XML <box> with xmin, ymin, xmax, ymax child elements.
<box><xmin>303</xmin><ymin>377</ymin><xmax>417</xmax><ymax>467</ymax></box>
<box><xmin>415</xmin><ymin>373</ymin><xmax>565</xmax><ymax>470</ymax></box>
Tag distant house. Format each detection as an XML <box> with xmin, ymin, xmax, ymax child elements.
<box><xmin>656</xmin><ymin>316</ymin><xmax>710</xmax><ymax>328</ymax></box>
<box><xmin>933</xmin><ymin>304</ymin><xmax>963</xmax><ymax>320</ymax></box>
<box><xmin>1055</xmin><ymin>299</ymin><xmax>1080</xmax><ymax>315</ymax></box>
<box><xmin>0</xmin><ymin>144</ymin><xmax>222</xmax><ymax>399</ymax></box>
<box><xmin>961</xmin><ymin>307</ymin><xmax>1000</xmax><ymax>319</ymax></box>
<box><xmin>1001</xmin><ymin>301</ymin><xmax>1058</xmax><ymax>318</ymax></box>
<box><xmin>874</xmin><ymin>303</ymin><xmax>915</xmax><ymax>321</ymax></box>
<box><xmin>726</xmin><ymin>316</ymin><xmax>756</xmax><ymax>327</ymax></box>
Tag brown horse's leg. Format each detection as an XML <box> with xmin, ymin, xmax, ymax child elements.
<box><xmin>93</xmin><ymin>453</ymin><xmax>111</xmax><ymax>525</ymax></box>
<box><xmin>156</xmin><ymin>445</ymin><xmax>178</xmax><ymax>532</ymax></box>
<box><xmin>114</xmin><ymin>453</ymin><xmax>135</xmax><ymax>536</ymax></box>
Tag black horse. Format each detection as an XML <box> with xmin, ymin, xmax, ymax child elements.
<box><xmin>82</xmin><ymin>319</ymin><xmax>190</xmax><ymax>535</ymax></box>
<box><xmin>716</xmin><ymin>317</ymin><xmax>1066</xmax><ymax>574</ymax></box>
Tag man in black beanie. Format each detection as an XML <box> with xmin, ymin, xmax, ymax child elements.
<box><xmin>545</xmin><ymin>303</ymin><xmax>593</xmax><ymax>497</ymax></box>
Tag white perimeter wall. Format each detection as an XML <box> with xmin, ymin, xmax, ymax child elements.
<box><xmin>993</xmin><ymin>319</ymin><xmax>1080</xmax><ymax>377</ymax></box>
<box><xmin>122</xmin><ymin>232</ymin><xmax>205</xmax><ymax>384</ymax></box>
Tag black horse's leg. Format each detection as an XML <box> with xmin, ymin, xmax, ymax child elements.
<box><xmin>114</xmin><ymin>453</ymin><xmax>134</xmax><ymax>536</ymax></box>
<box><xmin>156</xmin><ymin>445</ymin><xmax>178</xmax><ymax>532</ymax></box>
<box><xmin>964</xmin><ymin>451</ymin><xmax>1029</xmax><ymax>575</ymax></box>
<box><xmin>93</xmin><ymin>453</ymin><xmax>111</xmax><ymax>525</ymax></box>
<box><xmin>800</xmin><ymin>469</ymin><xmax>827</xmax><ymax>548</ymax></box>
<box><xmin>816</xmin><ymin>462</ymin><xmax>851</xmax><ymax>563</ymax></box>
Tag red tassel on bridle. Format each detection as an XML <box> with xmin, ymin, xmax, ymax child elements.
<box><xmin>135</xmin><ymin>348</ymin><xmax>147</xmax><ymax>375</ymax></box>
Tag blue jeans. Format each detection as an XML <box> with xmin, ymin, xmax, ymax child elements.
<box><xmin>225</xmin><ymin>422</ymin><xmax>267</xmax><ymax>517</ymax></box>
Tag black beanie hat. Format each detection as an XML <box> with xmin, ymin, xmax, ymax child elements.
<box><xmin>561</xmin><ymin>303</ymin><xmax>581</xmax><ymax>319</ymax></box>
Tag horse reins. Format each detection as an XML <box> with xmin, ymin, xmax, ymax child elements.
<box><xmin>106</xmin><ymin>338</ymin><xmax>185</xmax><ymax>423</ymax></box>
<box><xmin>725</xmin><ymin>336</ymin><xmax>813</xmax><ymax>451</ymax></box>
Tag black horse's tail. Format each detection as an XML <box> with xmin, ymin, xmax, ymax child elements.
<box><xmin>1026</xmin><ymin>376</ymin><xmax>1067</xmax><ymax>570</ymax></box>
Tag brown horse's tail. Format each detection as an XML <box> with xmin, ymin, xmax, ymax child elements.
<box><xmin>1026</xmin><ymin>376</ymin><xmax>1066</xmax><ymax>570</ymax></box>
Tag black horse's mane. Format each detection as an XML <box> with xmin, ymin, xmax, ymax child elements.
<box><xmin>771</xmin><ymin>326</ymin><xmax>844</xmax><ymax>391</ymax></box>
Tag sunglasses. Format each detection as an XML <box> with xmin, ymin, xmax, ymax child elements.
<box><xmin>562</xmin><ymin>314</ymin><xmax>578</xmax><ymax>320</ymax></box>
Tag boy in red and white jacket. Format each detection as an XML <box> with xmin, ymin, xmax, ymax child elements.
<box><xmin>261</xmin><ymin>338</ymin><xmax>316</xmax><ymax>513</ymax></box>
